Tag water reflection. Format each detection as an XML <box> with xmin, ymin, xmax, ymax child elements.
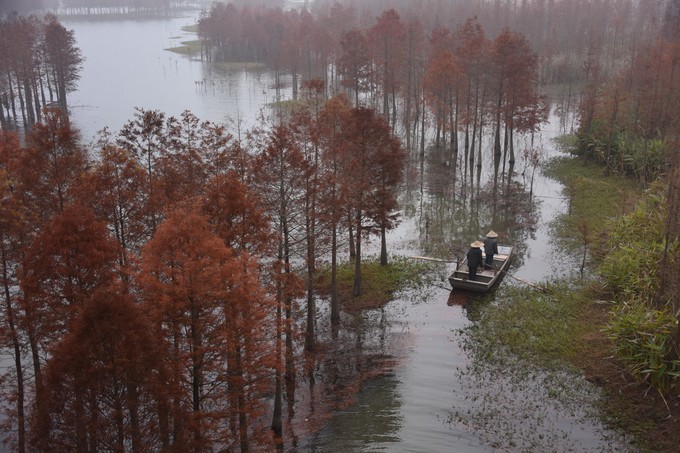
<box><xmin>300</xmin><ymin>374</ymin><xmax>403</xmax><ymax>452</ymax></box>
<box><xmin>410</xmin><ymin>140</ymin><xmax>540</xmax><ymax>272</ymax></box>
<box><xmin>299</xmin><ymin>284</ymin><xmax>483</xmax><ymax>452</ymax></box>
<box><xmin>455</xmin><ymin>286</ymin><xmax>631</xmax><ymax>451</ymax></box>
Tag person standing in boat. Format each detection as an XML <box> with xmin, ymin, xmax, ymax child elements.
<box><xmin>483</xmin><ymin>230</ymin><xmax>499</xmax><ymax>269</ymax></box>
<box><xmin>467</xmin><ymin>241</ymin><xmax>484</xmax><ymax>281</ymax></box>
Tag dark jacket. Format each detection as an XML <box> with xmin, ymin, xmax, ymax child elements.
<box><xmin>467</xmin><ymin>247</ymin><xmax>484</xmax><ymax>269</ymax></box>
<box><xmin>484</xmin><ymin>237</ymin><xmax>498</xmax><ymax>256</ymax></box>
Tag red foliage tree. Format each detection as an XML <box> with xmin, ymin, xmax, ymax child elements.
<box><xmin>76</xmin><ymin>142</ymin><xmax>149</xmax><ymax>273</ymax></box>
<box><xmin>490</xmin><ymin>28</ymin><xmax>546</xmax><ymax>166</ymax></box>
<box><xmin>368</xmin><ymin>9</ymin><xmax>406</xmax><ymax>128</ymax></box>
<box><xmin>338</xmin><ymin>29</ymin><xmax>372</xmax><ymax>106</ymax></box>
<box><xmin>318</xmin><ymin>2</ymin><xmax>357</xmax><ymax>94</ymax></box>
<box><xmin>20</xmin><ymin>108</ymin><xmax>87</xmax><ymax>223</ymax></box>
<box><xmin>400</xmin><ymin>19</ymin><xmax>426</xmax><ymax>151</ymax></box>
<box><xmin>424</xmin><ymin>50</ymin><xmax>461</xmax><ymax>151</ymax></box>
<box><xmin>340</xmin><ymin>107</ymin><xmax>406</xmax><ymax>295</ymax></box>
<box><xmin>42</xmin><ymin>14</ymin><xmax>83</xmax><ymax>114</ymax></box>
<box><xmin>139</xmin><ymin>205</ymin><xmax>234</xmax><ymax>449</ymax></box>
<box><xmin>19</xmin><ymin>203</ymin><xmax>120</xmax><ymax>436</ymax></box>
<box><xmin>316</xmin><ymin>94</ymin><xmax>352</xmax><ymax>324</ymax></box>
<box><xmin>0</xmin><ymin>131</ymin><xmax>28</xmax><ymax>452</ymax></box>
<box><xmin>20</xmin><ymin>203</ymin><xmax>119</xmax><ymax>349</ymax></box>
<box><xmin>202</xmin><ymin>171</ymin><xmax>271</xmax><ymax>255</ymax></box>
<box><xmin>32</xmin><ymin>286</ymin><xmax>175</xmax><ymax>452</ymax></box>
<box><xmin>252</xmin><ymin>124</ymin><xmax>308</xmax><ymax>417</ymax></box>
<box><xmin>456</xmin><ymin>18</ymin><xmax>489</xmax><ymax>167</ymax></box>
<box><xmin>2</xmin><ymin>14</ymin><xmax>41</xmax><ymax>127</ymax></box>
<box><xmin>116</xmin><ymin>108</ymin><xmax>166</xmax><ymax>231</ymax></box>
<box><xmin>139</xmin><ymin>204</ymin><xmax>275</xmax><ymax>451</ymax></box>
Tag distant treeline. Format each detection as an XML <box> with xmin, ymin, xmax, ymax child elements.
<box><xmin>0</xmin><ymin>14</ymin><xmax>82</xmax><ymax>130</ymax></box>
<box><xmin>57</xmin><ymin>1</ymin><xmax>200</xmax><ymax>17</ymax></box>
<box><xmin>0</xmin><ymin>1</ymin><xmax>216</xmax><ymax>17</ymax></box>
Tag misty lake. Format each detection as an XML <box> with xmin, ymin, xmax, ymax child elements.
<box><xmin>56</xmin><ymin>9</ymin><xmax>630</xmax><ymax>452</ymax></box>
<box><xmin>62</xmin><ymin>11</ymin><xmax>292</xmax><ymax>145</ymax></box>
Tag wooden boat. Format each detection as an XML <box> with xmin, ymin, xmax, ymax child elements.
<box><xmin>448</xmin><ymin>245</ymin><xmax>513</xmax><ymax>293</ymax></box>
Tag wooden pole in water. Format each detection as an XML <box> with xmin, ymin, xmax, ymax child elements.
<box><xmin>493</xmin><ymin>266</ymin><xmax>547</xmax><ymax>293</ymax></box>
<box><xmin>409</xmin><ymin>256</ymin><xmax>456</xmax><ymax>263</ymax></box>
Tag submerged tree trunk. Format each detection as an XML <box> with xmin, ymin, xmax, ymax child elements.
<box><xmin>1</xmin><ymin>241</ymin><xmax>25</xmax><ymax>453</ymax></box>
<box><xmin>330</xmin><ymin>221</ymin><xmax>340</xmax><ymax>333</ymax></box>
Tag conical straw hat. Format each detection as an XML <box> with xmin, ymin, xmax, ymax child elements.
<box><xmin>471</xmin><ymin>240</ymin><xmax>484</xmax><ymax>248</ymax></box>
<box><xmin>486</xmin><ymin>230</ymin><xmax>498</xmax><ymax>238</ymax></box>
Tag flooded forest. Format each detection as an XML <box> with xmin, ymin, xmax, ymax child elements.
<box><xmin>1</xmin><ymin>0</ymin><xmax>680</xmax><ymax>451</ymax></box>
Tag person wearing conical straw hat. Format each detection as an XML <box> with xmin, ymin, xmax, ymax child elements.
<box><xmin>483</xmin><ymin>230</ymin><xmax>499</xmax><ymax>269</ymax></box>
<box><xmin>466</xmin><ymin>240</ymin><xmax>484</xmax><ymax>281</ymax></box>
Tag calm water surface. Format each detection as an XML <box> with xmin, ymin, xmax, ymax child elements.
<box><xmin>61</xmin><ymin>11</ymin><xmax>290</xmax><ymax>144</ymax></box>
<box><xmin>57</xmin><ymin>12</ymin><xmax>629</xmax><ymax>452</ymax></box>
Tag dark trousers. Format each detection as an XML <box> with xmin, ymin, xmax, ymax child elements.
<box><xmin>468</xmin><ymin>268</ymin><xmax>478</xmax><ymax>281</ymax></box>
<box><xmin>485</xmin><ymin>254</ymin><xmax>494</xmax><ymax>267</ymax></box>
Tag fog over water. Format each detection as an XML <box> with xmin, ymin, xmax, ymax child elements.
<box><xmin>62</xmin><ymin>10</ymin><xmax>291</xmax><ymax>144</ymax></box>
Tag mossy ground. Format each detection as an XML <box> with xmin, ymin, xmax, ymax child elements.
<box><xmin>315</xmin><ymin>255</ymin><xmax>436</xmax><ymax>312</ymax></box>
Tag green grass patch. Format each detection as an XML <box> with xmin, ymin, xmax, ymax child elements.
<box><xmin>182</xmin><ymin>24</ymin><xmax>199</xmax><ymax>33</ymax></box>
<box><xmin>542</xmin><ymin>156</ymin><xmax>642</xmax><ymax>268</ymax></box>
<box><xmin>465</xmin><ymin>282</ymin><xmax>592</xmax><ymax>369</ymax></box>
<box><xmin>315</xmin><ymin>255</ymin><xmax>436</xmax><ymax>311</ymax></box>
<box><xmin>166</xmin><ymin>40</ymin><xmax>202</xmax><ymax>55</ymax></box>
<box><xmin>543</xmin><ymin>155</ymin><xmax>639</xmax><ymax>235</ymax></box>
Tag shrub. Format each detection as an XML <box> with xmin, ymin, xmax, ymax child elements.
<box><xmin>598</xmin><ymin>184</ymin><xmax>667</xmax><ymax>302</ymax></box>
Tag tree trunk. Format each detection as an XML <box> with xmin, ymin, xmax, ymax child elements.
<box><xmin>380</xmin><ymin>223</ymin><xmax>388</xmax><ymax>266</ymax></box>
<box><xmin>271</xmin><ymin>275</ymin><xmax>283</xmax><ymax>436</ymax></box>
<box><xmin>305</xmin><ymin>227</ymin><xmax>316</xmax><ymax>352</ymax></box>
<box><xmin>330</xmin><ymin>221</ymin><xmax>339</xmax><ymax>332</ymax></box>
<box><xmin>353</xmin><ymin>209</ymin><xmax>362</xmax><ymax>297</ymax></box>
<box><xmin>127</xmin><ymin>382</ymin><xmax>142</xmax><ymax>452</ymax></box>
<box><xmin>305</xmin><ymin>141</ymin><xmax>319</xmax><ymax>353</ymax></box>
<box><xmin>420</xmin><ymin>90</ymin><xmax>426</xmax><ymax>157</ymax></box>
<box><xmin>236</xmin><ymin>346</ymin><xmax>249</xmax><ymax>452</ymax></box>
<box><xmin>509</xmin><ymin>123</ymin><xmax>515</xmax><ymax>165</ymax></box>
<box><xmin>348</xmin><ymin>210</ymin><xmax>356</xmax><ymax>259</ymax></box>
<box><xmin>190</xmin><ymin>303</ymin><xmax>202</xmax><ymax>447</ymax></box>
<box><xmin>282</xmin><ymin>221</ymin><xmax>295</xmax><ymax>391</ymax></box>
<box><xmin>1</xmin><ymin>243</ymin><xmax>25</xmax><ymax>453</ymax></box>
